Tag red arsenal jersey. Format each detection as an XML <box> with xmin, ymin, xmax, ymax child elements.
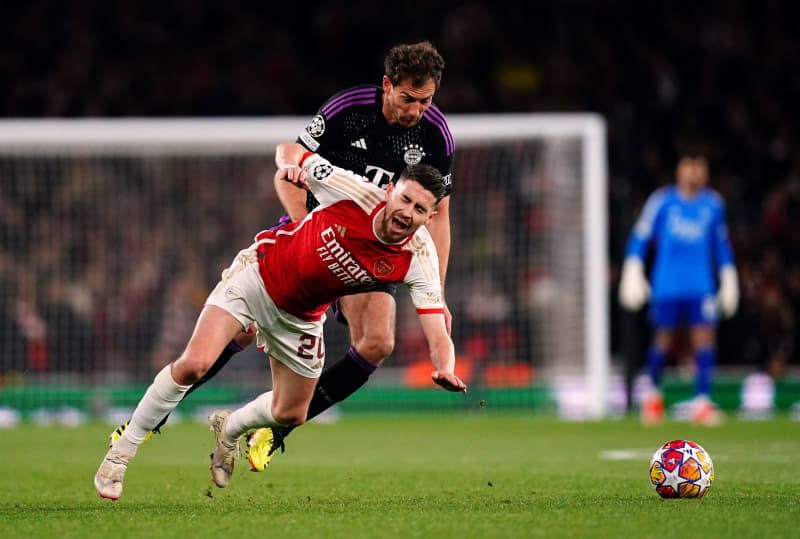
<box><xmin>254</xmin><ymin>154</ymin><xmax>444</xmax><ymax>321</ymax></box>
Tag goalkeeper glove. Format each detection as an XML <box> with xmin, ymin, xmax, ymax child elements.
<box><xmin>618</xmin><ymin>257</ymin><xmax>650</xmax><ymax>311</ymax></box>
<box><xmin>717</xmin><ymin>266</ymin><xmax>739</xmax><ymax>318</ymax></box>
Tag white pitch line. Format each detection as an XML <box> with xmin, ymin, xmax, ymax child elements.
<box><xmin>598</xmin><ymin>449</ymin><xmax>653</xmax><ymax>461</ymax></box>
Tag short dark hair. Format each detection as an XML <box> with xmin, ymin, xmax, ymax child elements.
<box><xmin>675</xmin><ymin>138</ymin><xmax>712</xmax><ymax>161</ymax></box>
<box><xmin>384</xmin><ymin>41</ymin><xmax>445</xmax><ymax>89</ymax></box>
<box><xmin>399</xmin><ymin>164</ymin><xmax>447</xmax><ymax>202</ymax></box>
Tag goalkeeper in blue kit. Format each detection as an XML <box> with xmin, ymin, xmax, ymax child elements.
<box><xmin>619</xmin><ymin>154</ymin><xmax>739</xmax><ymax>425</ymax></box>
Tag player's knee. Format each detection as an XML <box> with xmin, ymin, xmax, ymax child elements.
<box><xmin>355</xmin><ymin>334</ymin><xmax>395</xmax><ymax>364</ymax></box>
<box><xmin>653</xmin><ymin>331</ymin><xmax>673</xmax><ymax>350</ymax></box>
<box><xmin>694</xmin><ymin>338</ymin><xmax>714</xmax><ymax>349</ymax></box>
<box><xmin>692</xmin><ymin>331</ymin><xmax>715</xmax><ymax>349</ymax></box>
<box><xmin>171</xmin><ymin>355</ymin><xmax>212</xmax><ymax>385</ymax></box>
<box><xmin>271</xmin><ymin>405</ymin><xmax>307</xmax><ymax>427</ymax></box>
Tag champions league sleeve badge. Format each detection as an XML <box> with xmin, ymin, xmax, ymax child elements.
<box><xmin>300</xmin><ymin>115</ymin><xmax>326</xmax><ymax>151</ymax></box>
<box><xmin>307</xmin><ymin>114</ymin><xmax>326</xmax><ymax>137</ymax></box>
<box><xmin>312</xmin><ymin>162</ymin><xmax>334</xmax><ymax>181</ymax></box>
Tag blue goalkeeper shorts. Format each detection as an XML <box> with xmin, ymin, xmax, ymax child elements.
<box><xmin>649</xmin><ymin>295</ymin><xmax>718</xmax><ymax>329</ymax></box>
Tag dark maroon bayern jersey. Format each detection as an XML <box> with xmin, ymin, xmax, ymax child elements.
<box><xmin>297</xmin><ymin>84</ymin><xmax>454</xmax><ymax>206</ymax></box>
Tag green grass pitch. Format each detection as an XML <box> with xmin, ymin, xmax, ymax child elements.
<box><xmin>1</xmin><ymin>413</ymin><xmax>798</xmax><ymax>538</ymax></box>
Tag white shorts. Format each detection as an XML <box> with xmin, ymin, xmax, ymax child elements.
<box><xmin>205</xmin><ymin>248</ymin><xmax>325</xmax><ymax>378</ymax></box>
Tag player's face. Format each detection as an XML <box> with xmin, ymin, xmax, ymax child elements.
<box><xmin>382</xmin><ymin>76</ymin><xmax>436</xmax><ymax>128</ymax></box>
<box><xmin>376</xmin><ymin>179</ymin><xmax>438</xmax><ymax>243</ymax></box>
<box><xmin>676</xmin><ymin>156</ymin><xmax>709</xmax><ymax>193</ymax></box>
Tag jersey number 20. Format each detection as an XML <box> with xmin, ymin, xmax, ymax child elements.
<box><xmin>297</xmin><ymin>334</ymin><xmax>325</xmax><ymax>360</ymax></box>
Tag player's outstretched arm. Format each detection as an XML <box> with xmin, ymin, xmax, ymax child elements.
<box><xmin>418</xmin><ymin>312</ymin><xmax>467</xmax><ymax>392</ymax></box>
<box><xmin>426</xmin><ymin>195</ymin><xmax>453</xmax><ymax>334</ymax></box>
<box><xmin>274</xmin><ymin>142</ymin><xmax>311</xmax><ymax>221</ymax></box>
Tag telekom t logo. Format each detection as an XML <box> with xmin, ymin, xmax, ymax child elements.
<box><xmin>364</xmin><ymin>165</ymin><xmax>395</xmax><ymax>188</ymax></box>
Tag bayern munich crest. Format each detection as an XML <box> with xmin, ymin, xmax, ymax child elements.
<box><xmin>307</xmin><ymin>114</ymin><xmax>326</xmax><ymax>137</ymax></box>
<box><xmin>312</xmin><ymin>162</ymin><xmax>334</xmax><ymax>180</ymax></box>
<box><xmin>403</xmin><ymin>144</ymin><xmax>424</xmax><ymax>165</ymax></box>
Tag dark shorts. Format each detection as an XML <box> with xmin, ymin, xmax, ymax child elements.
<box><xmin>649</xmin><ymin>295</ymin><xmax>719</xmax><ymax>329</ymax></box>
<box><xmin>332</xmin><ymin>284</ymin><xmax>398</xmax><ymax>325</ymax></box>
<box><xmin>367</xmin><ymin>282</ymin><xmax>398</xmax><ymax>296</ymax></box>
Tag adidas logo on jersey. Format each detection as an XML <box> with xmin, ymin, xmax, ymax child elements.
<box><xmin>350</xmin><ymin>138</ymin><xmax>367</xmax><ymax>150</ymax></box>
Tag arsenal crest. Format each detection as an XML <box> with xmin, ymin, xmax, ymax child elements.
<box><xmin>373</xmin><ymin>258</ymin><xmax>394</xmax><ymax>277</ymax></box>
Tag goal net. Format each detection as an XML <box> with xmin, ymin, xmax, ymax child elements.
<box><xmin>0</xmin><ymin>115</ymin><xmax>609</xmax><ymax>424</ymax></box>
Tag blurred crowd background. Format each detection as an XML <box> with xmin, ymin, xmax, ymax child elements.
<box><xmin>1</xmin><ymin>0</ymin><xmax>798</xmax><ymax>381</ymax></box>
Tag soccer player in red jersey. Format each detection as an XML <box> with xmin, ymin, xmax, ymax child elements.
<box><xmin>94</xmin><ymin>146</ymin><xmax>466</xmax><ymax>500</ymax></box>
<box><xmin>109</xmin><ymin>41</ymin><xmax>456</xmax><ymax>469</ymax></box>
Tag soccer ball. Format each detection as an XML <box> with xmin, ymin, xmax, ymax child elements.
<box><xmin>649</xmin><ymin>439</ymin><xmax>714</xmax><ymax>498</ymax></box>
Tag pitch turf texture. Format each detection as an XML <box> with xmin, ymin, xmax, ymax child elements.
<box><xmin>1</xmin><ymin>415</ymin><xmax>797</xmax><ymax>539</ymax></box>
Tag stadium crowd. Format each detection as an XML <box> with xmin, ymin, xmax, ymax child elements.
<box><xmin>1</xmin><ymin>0</ymin><xmax>798</xmax><ymax>378</ymax></box>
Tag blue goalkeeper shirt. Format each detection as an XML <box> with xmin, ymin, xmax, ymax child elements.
<box><xmin>624</xmin><ymin>186</ymin><xmax>735</xmax><ymax>300</ymax></box>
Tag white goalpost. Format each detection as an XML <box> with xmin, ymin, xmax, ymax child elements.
<box><xmin>0</xmin><ymin>114</ymin><xmax>609</xmax><ymax>419</ymax></box>
<box><xmin>448</xmin><ymin>114</ymin><xmax>609</xmax><ymax>418</ymax></box>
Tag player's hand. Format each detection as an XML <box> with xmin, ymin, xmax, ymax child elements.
<box><xmin>618</xmin><ymin>257</ymin><xmax>650</xmax><ymax>311</ymax></box>
<box><xmin>431</xmin><ymin>371</ymin><xmax>467</xmax><ymax>392</ymax></box>
<box><xmin>275</xmin><ymin>164</ymin><xmax>309</xmax><ymax>190</ymax></box>
<box><xmin>717</xmin><ymin>266</ymin><xmax>739</xmax><ymax>318</ymax></box>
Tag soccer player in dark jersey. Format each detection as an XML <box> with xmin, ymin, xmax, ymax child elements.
<box><xmin>108</xmin><ymin>42</ymin><xmax>455</xmax><ymax>468</ymax></box>
<box><xmin>240</xmin><ymin>41</ymin><xmax>455</xmax><ymax>470</ymax></box>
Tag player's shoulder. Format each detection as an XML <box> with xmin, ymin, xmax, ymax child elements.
<box><xmin>319</xmin><ymin>84</ymin><xmax>381</xmax><ymax>120</ymax></box>
<box><xmin>405</xmin><ymin>225</ymin><xmax>435</xmax><ymax>254</ymax></box>
<box><xmin>421</xmin><ymin>103</ymin><xmax>455</xmax><ymax>154</ymax></box>
<box><xmin>421</xmin><ymin>103</ymin><xmax>451</xmax><ymax>129</ymax></box>
<box><xmin>701</xmin><ymin>187</ymin><xmax>726</xmax><ymax>207</ymax></box>
<box><xmin>644</xmin><ymin>185</ymin><xmax>674</xmax><ymax>207</ymax></box>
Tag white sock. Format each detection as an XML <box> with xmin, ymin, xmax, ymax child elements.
<box><xmin>115</xmin><ymin>365</ymin><xmax>191</xmax><ymax>456</ymax></box>
<box><xmin>224</xmin><ymin>391</ymin><xmax>285</xmax><ymax>440</ymax></box>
